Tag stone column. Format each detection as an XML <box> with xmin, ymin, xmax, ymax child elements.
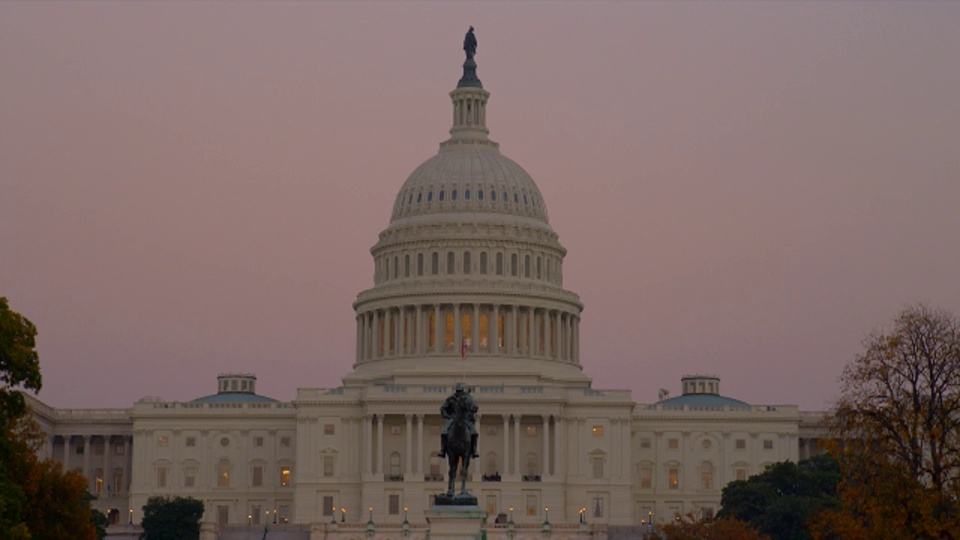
<box><xmin>384</xmin><ymin>309</ymin><xmax>392</xmax><ymax>355</ymax></box>
<box><xmin>526</xmin><ymin>308</ymin><xmax>533</xmax><ymax>356</ymax></box>
<box><xmin>502</xmin><ymin>416</ymin><xmax>510</xmax><ymax>476</ymax></box>
<box><xmin>544</xmin><ymin>311</ymin><xmax>552</xmax><ymax>358</ymax></box>
<box><xmin>513</xmin><ymin>416</ymin><xmax>521</xmax><ymax>477</ymax></box>
<box><xmin>542</xmin><ymin>416</ymin><xmax>550</xmax><ymax>477</ymax></box>
<box><xmin>405</xmin><ymin>414</ymin><xmax>413</xmax><ymax>474</ymax></box>
<box><xmin>356</xmin><ymin>316</ymin><xmax>363</xmax><ymax>363</ymax></box>
<box><xmin>415</xmin><ymin>305</ymin><xmax>424</xmax><ymax>355</ymax></box>
<box><xmin>363</xmin><ymin>416</ymin><xmax>373</xmax><ymax>475</ymax></box>
<box><xmin>472</xmin><ymin>304</ymin><xmax>480</xmax><ymax>354</ymax></box>
<box><xmin>372</xmin><ymin>311</ymin><xmax>380</xmax><ymax>358</ymax></box>
<box><xmin>433</xmin><ymin>305</ymin><xmax>441</xmax><ymax>353</ymax></box>
<box><xmin>491</xmin><ymin>305</ymin><xmax>499</xmax><ymax>354</ymax></box>
<box><xmin>104</xmin><ymin>436</ymin><xmax>112</xmax><ymax>495</ymax></box>
<box><xmin>573</xmin><ymin>316</ymin><xmax>580</xmax><ymax>364</ymax></box>
<box><xmin>453</xmin><ymin>304</ymin><xmax>461</xmax><ymax>354</ymax></box>
<box><xmin>416</xmin><ymin>414</ymin><xmax>424</xmax><ymax>474</ymax></box>
<box><xmin>509</xmin><ymin>306</ymin><xmax>518</xmax><ymax>355</ymax></box>
<box><xmin>554</xmin><ymin>418</ymin><xmax>563</xmax><ymax>478</ymax></box>
<box><xmin>376</xmin><ymin>414</ymin><xmax>385</xmax><ymax>476</ymax></box>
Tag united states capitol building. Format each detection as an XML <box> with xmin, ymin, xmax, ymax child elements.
<box><xmin>27</xmin><ymin>34</ymin><xmax>827</xmax><ymax>539</ymax></box>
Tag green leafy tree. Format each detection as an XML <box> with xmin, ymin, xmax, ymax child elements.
<box><xmin>91</xmin><ymin>508</ymin><xmax>108</xmax><ymax>540</ymax></box>
<box><xmin>718</xmin><ymin>454</ymin><xmax>840</xmax><ymax>540</ymax></box>
<box><xmin>0</xmin><ymin>297</ymin><xmax>41</xmax><ymax>428</ymax></box>
<box><xmin>662</xmin><ymin>514</ymin><xmax>771</xmax><ymax>540</ymax></box>
<box><xmin>819</xmin><ymin>304</ymin><xmax>960</xmax><ymax>539</ymax></box>
<box><xmin>140</xmin><ymin>497</ymin><xmax>205</xmax><ymax>540</ymax></box>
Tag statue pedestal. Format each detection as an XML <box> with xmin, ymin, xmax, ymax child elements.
<box><xmin>426</xmin><ymin>500</ymin><xmax>486</xmax><ymax>540</ymax></box>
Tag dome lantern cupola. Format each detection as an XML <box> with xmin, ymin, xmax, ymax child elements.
<box><xmin>444</xmin><ymin>26</ymin><xmax>496</xmax><ymax>149</ymax></box>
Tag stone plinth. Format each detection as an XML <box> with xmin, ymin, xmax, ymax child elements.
<box><xmin>425</xmin><ymin>504</ymin><xmax>486</xmax><ymax>540</ymax></box>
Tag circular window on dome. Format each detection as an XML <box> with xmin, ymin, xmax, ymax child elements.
<box><xmin>439</xmin><ymin>190</ymin><xmax>445</xmax><ymax>201</ymax></box>
<box><xmin>452</xmin><ymin>189</ymin><xmax>458</xmax><ymax>200</ymax></box>
<box><xmin>465</xmin><ymin>189</ymin><xmax>471</xmax><ymax>200</ymax></box>
<box><xmin>220</xmin><ymin>437</ymin><xmax>230</xmax><ymax>447</ymax></box>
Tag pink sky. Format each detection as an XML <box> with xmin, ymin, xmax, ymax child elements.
<box><xmin>2</xmin><ymin>3</ymin><xmax>958</xmax><ymax>410</ymax></box>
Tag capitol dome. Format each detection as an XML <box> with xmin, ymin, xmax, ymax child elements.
<box><xmin>348</xmin><ymin>41</ymin><xmax>585</xmax><ymax>387</ymax></box>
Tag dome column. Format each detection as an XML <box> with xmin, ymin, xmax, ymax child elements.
<box><xmin>453</xmin><ymin>304</ymin><xmax>461</xmax><ymax>355</ymax></box>
<box><xmin>472</xmin><ymin>304</ymin><xmax>480</xmax><ymax>354</ymax></box>
<box><xmin>372</xmin><ymin>311</ymin><xmax>380</xmax><ymax>358</ymax></box>
<box><xmin>491</xmin><ymin>305</ymin><xmax>499</xmax><ymax>355</ymax></box>
<box><xmin>398</xmin><ymin>307</ymin><xmax>406</xmax><ymax>356</ymax></box>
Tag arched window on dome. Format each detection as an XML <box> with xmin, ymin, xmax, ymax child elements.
<box><xmin>546</xmin><ymin>258</ymin><xmax>551</xmax><ymax>281</ymax></box>
<box><xmin>393</xmin><ymin>256</ymin><xmax>399</xmax><ymax>279</ymax></box>
<box><xmin>514</xmin><ymin>193</ymin><xmax>519</xmax><ymax>204</ymax></box>
<box><xmin>536</xmin><ymin>256</ymin><xmax>542</xmax><ymax>279</ymax></box>
<box><xmin>417</xmin><ymin>192</ymin><xmax>422</xmax><ymax>203</ymax></box>
<box><xmin>385</xmin><ymin>258</ymin><xmax>390</xmax><ymax>282</ymax></box>
<box><xmin>452</xmin><ymin>189</ymin><xmax>458</xmax><ymax>201</ymax></box>
<box><xmin>463</xmin><ymin>252</ymin><xmax>472</xmax><ymax>275</ymax></box>
<box><xmin>465</xmin><ymin>189</ymin><xmax>471</xmax><ymax>200</ymax></box>
<box><xmin>404</xmin><ymin>255</ymin><xmax>410</xmax><ymax>278</ymax></box>
<box><xmin>524</xmin><ymin>255</ymin><xmax>531</xmax><ymax>278</ymax></box>
<box><xmin>432</xmin><ymin>252</ymin><xmax>439</xmax><ymax>275</ymax></box>
<box><xmin>417</xmin><ymin>253</ymin><xmax>424</xmax><ymax>276</ymax></box>
<box><xmin>479</xmin><ymin>252</ymin><xmax>487</xmax><ymax>274</ymax></box>
<box><xmin>478</xmin><ymin>190</ymin><xmax>483</xmax><ymax>201</ymax></box>
<box><xmin>428</xmin><ymin>191</ymin><xmax>433</xmax><ymax>202</ymax></box>
<box><xmin>439</xmin><ymin>190</ymin><xmax>445</xmax><ymax>201</ymax></box>
<box><xmin>408</xmin><ymin>193</ymin><xmax>413</xmax><ymax>205</ymax></box>
<box><xmin>495</xmin><ymin>253</ymin><xmax>503</xmax><ymax>275</ymax></box>
<box><xmin>524</xmin><ymin>194</ymin><xmax>529</xmax><ymax>205</ymax></box>
<box><xmin>511</xmin><ymin>254</ymin><xmax>518</xmax><ymax>277</ymax></box>
<box><xmin>503</xmin><ymin>191</ymin><xmax>508</xmax><ymax>203</ymax></box>
<box><xmin>447</xmin><ymin>252</ymin><xmax>455</xmax><ymax>275</ymax></box>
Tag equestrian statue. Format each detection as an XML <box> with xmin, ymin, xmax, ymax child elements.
<box><xmin>438</xmin><ymin>383</ymin><xmax>479</xmax><ymax>499</ymax></box>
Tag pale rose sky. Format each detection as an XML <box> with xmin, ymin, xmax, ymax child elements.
<box><xmin>2</xmin><ymin>2</ymin><xmax>958</xmax><ymax>410</ymax></box>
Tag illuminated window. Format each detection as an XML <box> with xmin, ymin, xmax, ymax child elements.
<box><xmin>668</xmin><ymin>468</ymin><xmax>679</xmax><ymax>489</ymax></box>
<box><xmin>668</xmin><ymin>438</ymin><xmax>679</xmax><ymax>450</ymax></box>
<box><xmin>218</xmin><ymin>461</ymin><xmax>231</xmax><ymax>487</ymax></box>
<box><xmin>735</xmin><ymin>467</ymin><xmax>748</xmax><ymax>481</ymax></box>
<box><xmin>526</xmin><ymin>494</ymin><xmax>538</xmax><ymax>516</ymax></box>
<box><xmin>525</xmin><ymin>426</ymin><xmax>537</xmax><ymax>437</ymax></box>
<box><xmin>324</xmin><ymin>424</ymin><xmax>335</xmax><ymax>435</ymax></box>
<box><xmin>280</xmin><ymin>466</ymin><xmax>292</xmax><ymax>487</ymax></box>
<box><xmin>640</xmin><ymin>466</ymin><xmax>652</xmax><ymax>489</ymax></box>
<box><xmin>157</xmin><ymin>436</ymin><xmax>168</xmax><ymax>447</ymax></box>
<box><xmin>591</xmin><ymin>425</ymin><xmax>604</xmax><ymax>437</ymax></box>
<box><xmin>94</xmin><ymin>468</ymin><xmax>104</xmax><ymax>493</ymax></box>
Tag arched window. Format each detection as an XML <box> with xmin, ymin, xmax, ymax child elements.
<box><xmin>447</xmin><ymin>252</ymin><xmax>455</xmax><ymax>275</ymax></box>
<box><xmin>432</xmin><ymin>252</ymin><xmax>439</xmax><ymax>275</ymax></box>
<box><xmin>393</xmin><ymin>256</ymin><xmax>399</xmax><ymax>279</ymax></box>
<box><xmin>524</xmin><ymin>255</ymin><xmax>531</xmax><ymax>278</ymax></box>
<box><xmin>439</xmin><ymin>190</ymin><xmax>445</xmax><ymax>201</ymax></box>
<box><xmin>417</xmin><ymin>253</ymin><xmax>424</xmax><ymax>276</ymax></box>
<box><xmin>385</xmin><ymin>258</ymin><xmax>390</xmax><ymax>281</ymax></box>
<box><xmin>390</xmin><ymin>452</ymin><xmax>402</xmax><ymax>477</ymax></box>
<box><xmin>536</xmin><ymin>256</ymin><xmax>541</xmax><ymax>279</ymax></box>
<box><xmin>495</xmin><ymin>253</ymin><xmax>503</xmax><ymax>275</ymax></box>
<box><xmin>452</xmin><ymin>189</ymin><xmax>458</xmax><ymax>201</ymax></box>
<box><xmin>511</xmin><ymin>254</ymin><xmax>518</xmax><ymax>277</ymax></box>
<box><xmin>485</xmin><ymin>452</ymin><xmax>499</xmax><ymax>476</ymax></box>
<box><xmin>404</xmin><ymin>254</ymin><xmax>410</xmax><ymax>278</ymax></box>
<box><xmin>526</xmin><ymin>453</ymin><xmax>539</xmax><ymax>476</ymax></box>
<box><xmin>217</xmin><ymin>459</ymin><xmax>231</xmax><ymax>487</ymax></box>
<box><xmin>465</xmin><ymin>189</ymin><xmax>471</xmax><ymax>200</ymax></box>
<box><xmin>492</xmin><ymin>190</ymin><xmax>497</xmax><ymax>201</ymax></box>
<box><xmin>427</xmin><ymin>191</ymin><xmax>433</xmax><ymax>202</ymax></box>
<box><xmin>478</xmin><ymin>190</ymin><xmax>484</xmax><ymax>201</ymax></box>
<box><xmin>463</xmin><ymin>252</ymin><xmax>472</xmax><ymax>275</ymax></box>
<box><xmin>479</xmin><ymin>252</ymin><xmax>487</xmax><ymax>274</ymax></box>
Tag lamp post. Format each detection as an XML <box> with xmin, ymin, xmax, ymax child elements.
<box><xmin>341</xmin><ymin>508</ymin><xmax>346</xmax><ymax>523</ymax></box>
<box><xmin>273</xmin><ymin>509</ymin><xmax>277</xmax><ymax>524</ymax></box>
<box><xmin>402</xmin><ymin>506</ymin><xmax>410</xmax><ymax>538</ymax></box>
<box><xmin>128</xmin><ymin>509</ymin><xmax>133</xmax><ymax>524</ymax></box>
<box><xmin>248</xmin><ymin>514</ymin><xmax>252</xmax><ymax>525</ymax></box>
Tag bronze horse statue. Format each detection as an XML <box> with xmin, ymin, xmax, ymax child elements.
<box><xmin>445</xmin><ymin>406</ymin><xmax>473</xmax><ymax>497</ymax></box>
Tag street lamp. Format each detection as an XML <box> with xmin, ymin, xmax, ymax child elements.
<box><xmin>128</xmin><ymin>509</ymin><xmax>133</xmax><ymax>524</ymax></box>
<box><xmin>341</xmin><ymin>508</ymin><xmax>346</xmax><ymax>523</ymax></box>
<box><xmin>247</xmin><ymin>514</ymin><xmax>252</xmax><ymax>525</ymax></box>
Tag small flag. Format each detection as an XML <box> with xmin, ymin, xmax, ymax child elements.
<box><xmin>461</xmin><ymin>338</ymin><xmax>471</xmax><ymax>359</ymax></box>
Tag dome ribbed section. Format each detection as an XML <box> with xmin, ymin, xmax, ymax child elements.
<box><xmin>390</xmin><ymin>146</ymin><xmax>549</xmax><ymax>225</ymax></box>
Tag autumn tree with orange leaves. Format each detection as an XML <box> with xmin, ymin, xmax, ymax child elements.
<box><xmin>814</xmin><ymin>305</ymin><xmax>960</xmax><ymax>540</ymax></box>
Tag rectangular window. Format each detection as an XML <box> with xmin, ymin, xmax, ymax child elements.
<box><xmin>252</xmin><ymin>466</ymin><xmax>263</xmax><ymax>487</ymax></box>
<box><xmin>185</xmin><ymin>437</ymin><xmax>196</xmax><ymax>448</ymax></box>
<box><xmin>254</xmin><ymin>437</ymin><xmax>264</xmax><ymax>447</ymax></box>
<box><xmin>735</xmin><ymin>439</ymin><xmax>746</xmax><ymax>450</ymax></box>
<box><xmin>701</xmin><ymin>464</ymin><xmax>714</xmax><ymax>490</ymax></box>
<box><xmin>217</xmin><ymin>506</ymin><xmax>228</xmax><ymax>526</ymax></box>
<box><xmin>526</xmin><ymin>494</ymin><xmax>538</xmax><ymax>516</ymax></box>
<box><xmin>93</xmin><ymin>442</ymin><xmax>104</xmax><ymax>456</ymax></box>
<box><xmin>640</xmin><ymin>466</ymin><xmax>652</xmax><ymax>489</ymax></box>
<box><xmin>702</xmin><ymin>507</ymin><xmax>714</xmax><ymax>520</ymax></box>
<box><xmin>156</xmin><ymin>466</ymin><xmax>168</xmax><ymax>488</ymax></box>
<box><xmin>75</xmin><ymin>444</ymin><xmax>84</xmax><ymax>455</ymax></box>
<box><xmin>323</xmin><ymin>456</ymin><xmax>334</xmax><ymax>477</ymax></box>
<box><xmin>280</xmin><ymin>436</ymin><xmax>291</xmax><ymax>447</ymax></box>
<box><xmin>525</xmin><ymin>426</ymin><xmax>538</xmax><ymax>437</ymax></box>
<box><xmin>390</xmin><ymin>425</ymin><xmax>402</xmax><ymax>436</ymax></box>
<box><xmin>668</xmin><ymin>468</ymin><xmax>679</xmax><ymax>489</ymax></box>
<box><xmin>485</xmin><ymin>495</ymin><xmax>497</xmax><ymax>515</ymax></box>
<box><xmin>184</xmin><ymin>467</ymin><xmax>196</xmax><ymax>488</ymax></box>
<box><xmin>736</xmin><ymin>467</ymin><xmax>748</xmax><ymax>481</ymax></box>
<box><xmin>251</xmin><ymin>504</ymin><xmax>262</xmax><ymax>525</ymax></box>
<box><xmin>592</xmin><ymin>498</ymin><xmax>604</xmax><ymax>518</ymax></box>
<box><xmin>592</xmin><ymin>425</ymin><xmax>604</xmax><ymax>437</ymax></box>
<box><xmin>94</xmin><ymin>468</ymin><xmax>104</xmax><ymax>493</ymax></box>
<box><xmin>218</xmin><ymin>463</ymin><xmax>230</xmax><ymax>487</ymax></box>
<box><xmin>324</xmin><ymin>424</ymin><xmax>335</xmax><ymax>435</ymax></box>
<box><xmin>114</xmin><ymin>443</ymin><xmax>125</xmax><ymax>456</ymax></box>
<box><xmin>389</xmin><ymin>494</ymin><xmax>400</xmax><ymax>515</ymax></box>
<box><xmin>668</xmin><ymin>438</ymin><xmax>679</xmax><ymax>450</ymax></box>
<box><xmin>592</xmin><ymin>457</ymin><xmax>604</xmax><ymax>479</ymax></box>
<box><xmin>112</xmin><ymin>469</ymin><xmax>124</xmax><ymax>493</ymax></box>
<box><xmin>278</xmin><ymin>505</ymin><xmax>290</xmax><ymax>524</ymax></box>
<box><xmin>280</xmin><ymin>466</ymin><xmax>292</xmax><ymax>487</ymax></box>
<box><xmin>763</xmin><ymin>439</ymin><xmax>774</xmax><ymax>450</ymax></box>
<box><xmin>640</xmin><ymin>437</ymin><xmax>652</xmax><ymax>449</ymax></box>
<box><xmin>322</xmin><ymin>497</ymin><xmax>334</xmax><ymax>517</ymax></box>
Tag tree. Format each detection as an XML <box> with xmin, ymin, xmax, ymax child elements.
<box><xmin>661</xmin><ymin>515</ymin><xmax>771</xmax><ymax>540</ymax></box>
<box><xmin>0</xmin><ymin>297</ymin><xmax>41</xmax><ymax>429</ymax></box>
<box><xmin>718</xmin><ymin>454</ymin><xmax>840</xmax><ymax>540</ymax></box>
<box><xmin>140</xmin><ymin>497</ymin><xmax>205</xmax><ymax>540</ymax></box>
<box><xmin>824</xmin><ymin>304</ymin><xmax>960</xmax><ymax>539</ymax></box>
